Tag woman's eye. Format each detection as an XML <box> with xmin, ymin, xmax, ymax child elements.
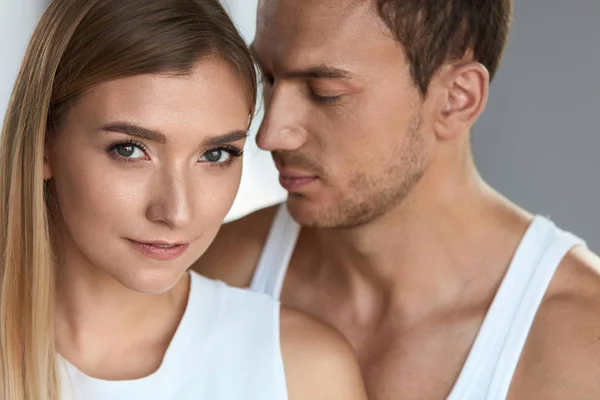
<box><xmin>112</xmin><ymin>144</ymin><xmax>146</xmax><ymax>159</ymax></box>
<box><xmin>200</xmin><ymin>149</ymin><xmax>231</xmax><ymax>163</ymax></box>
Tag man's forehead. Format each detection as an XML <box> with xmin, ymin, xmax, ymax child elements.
<box><xmin>254</xmin><ymin>0</ymin><xmax>386</xmax><ymax>69</ymax></box>
<box><xmin>257</xmin><ymin>0</ymin><xmax>365</xmax><ymax>25</ymax></box>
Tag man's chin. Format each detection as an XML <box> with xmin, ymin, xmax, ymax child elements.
<box><xmin>286</xmin><ymin>196</ymin><xmax>346</xmax><ymax>229</ymax></box>
<box><xmin>286</xmin><ymin>194</ymin><xmax>387</xmax><ymax>230</ymax></box>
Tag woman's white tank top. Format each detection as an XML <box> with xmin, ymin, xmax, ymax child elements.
<box><xmin>60</xmin><ymin>271</ymin><xmax>288</xmax><ymax>400</ymax></box>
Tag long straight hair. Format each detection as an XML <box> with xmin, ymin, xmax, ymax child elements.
<box><xmin>0</xmin><ymin>1</ymin><xmax>257</xmax><ymax>398</ymax></box>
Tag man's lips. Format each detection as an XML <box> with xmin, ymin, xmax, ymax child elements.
<box><xmin>277</xmin><ymin>168</ymin><xmax>318</xmax><ymax>191</ymax></box>
<box><xmin>279</xmin><ymin>175</ymin><xmax>318</xmax><ymax>191</ymax></box>
<box><xmin>274</xmin><ymin>157</ymin><xmax>322</xmax><ymax>191</ymax></box>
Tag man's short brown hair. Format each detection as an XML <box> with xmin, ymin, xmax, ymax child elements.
<box><xmin>376</xmin><ymin>0</ymin><xmax>513</xmax><ymax>94</ymax></box>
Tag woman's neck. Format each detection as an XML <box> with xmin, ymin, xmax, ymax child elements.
<box><xmin>54</xmin><ymin>242</ymin><xmax>190</xmax><ymax>380</ymax></box>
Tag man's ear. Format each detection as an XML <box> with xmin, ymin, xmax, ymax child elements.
<box><xmin>431</xmin><ymin>61</ymin><xmax>489</xmax><ymax>141</ymax></box>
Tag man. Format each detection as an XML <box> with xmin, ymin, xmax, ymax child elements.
<box><xmin>194</xmin><ymin>0</ymin><xmax>600</xmax><ymax>398</ymax></box>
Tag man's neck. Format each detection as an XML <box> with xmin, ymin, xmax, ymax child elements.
<box><xmin>308</xmin><ymin>164</ymin><xmax>532</xmax><ymax>322</ymax></box>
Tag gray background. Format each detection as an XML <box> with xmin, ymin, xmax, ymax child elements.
<box><xmin>2</xmin><ymin>0</ymin><xmax>598</xmax><ymax>248</ymax></box>
<box><xmin>0</xmin><ymin>0</ymin><xmax>50</xmax><ymax>128</ymax></box>
<box><xmin>473</xmin><ymin>0</ymin><xmax>600</xmax><ymax>250</ymax></box>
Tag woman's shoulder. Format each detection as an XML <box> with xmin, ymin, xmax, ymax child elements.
<box><xmin>188</xmin><ymin>272</ymin><xmax>367</xmax><ymax>399</ymax></box>
<box><xmin>279</xmin><ymin>307</ymin><xmax>368</xmax><ymax>400</ymax></box>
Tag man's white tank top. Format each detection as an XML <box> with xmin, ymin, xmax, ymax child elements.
<box><xmin>60</xmin><ymin>271</ymin><xmax>288</xmax><ymax>400</ymax></box>
<box><xmin>250</xmin><ymin>204</ymin><xmax>586</xmax><ymax>400</ymax></box>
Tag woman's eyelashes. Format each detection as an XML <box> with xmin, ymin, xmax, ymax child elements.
<box><xmin>107</xmin><ymin>140</ymin><xmax>149</xmax><ymax>161</ymax></box>
<box><xmin>199</xmin><ymin>145</ymin><xmax>244</xmax><ymax>168</ymax></box>
<box><xmin>106</xmin><ymin>140</ymin><xmax>244</xmax><ymax>167</ymax></box>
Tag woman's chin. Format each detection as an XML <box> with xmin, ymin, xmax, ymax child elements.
<box><xmin>115</xmin><ymin>267</ymin><xmax>189</xmax><ymax>295</ymax></box>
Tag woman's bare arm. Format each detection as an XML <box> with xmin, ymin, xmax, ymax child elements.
<box><xmin>280</xmin><ymin>307</ymin><xmax>368</xmax><ymax>400</ymax></box>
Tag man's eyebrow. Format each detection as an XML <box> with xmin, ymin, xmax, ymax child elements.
<box><xmin>250</xmin><ymin>44</ymin><xmax>353</xmax><ymax>80</ymax></box>
<box><xmin>101</xmin><ymin>122</ymin><xmax>167</xmax><ymax>143</ymax></box>
<box><xmin>283</xmin><ymin>65</ymin><xmax>353</xmax><ymax>80</ymax></box>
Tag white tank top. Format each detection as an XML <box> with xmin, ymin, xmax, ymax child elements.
<box><xmin>250</xmin><ymin>204</ymin><xmax>586</xmax><ymax>399</ymax></box>
<box><xmin>60</xmin><ymin>271</ymin><xmax>288</xmax><ymax>400</ymax></box>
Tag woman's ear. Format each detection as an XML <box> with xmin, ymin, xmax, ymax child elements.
<box><xmin>43</xmin><ymin>146</ymin><xmax>52</xmax><ymax>181</ymax></box>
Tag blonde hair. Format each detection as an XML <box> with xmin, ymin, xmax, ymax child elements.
<box><xmin>0</xmin><ymin>0</ymin><xmax>257</xmax><ymax>398</ymax></box>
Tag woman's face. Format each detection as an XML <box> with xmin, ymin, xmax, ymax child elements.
<box><xmin>45</xmin><ymin>57</ymin><xmax>250</xmax><ymax>294</ymax></box>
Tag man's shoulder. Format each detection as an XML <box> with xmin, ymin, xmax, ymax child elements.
<box><xmin>541</xmin><ymin>245</ymin><xmax>600</xmax><ymax>347</ymax></box>
<box><xmin>513</xmin><ymin>245</ymin><xmax>600</xmax><ymax>398</ymax></box>
<box><xmin>190</xmin><ymin>204</ymin><xmax>280</xmax><ymax>288</ymax></box>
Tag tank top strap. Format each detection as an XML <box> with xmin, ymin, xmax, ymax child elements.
<box><xmin>250</xmin><ymin>203</ymin><xmax>300</xmax><ymax>299</ymax></box>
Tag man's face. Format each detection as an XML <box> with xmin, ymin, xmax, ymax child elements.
<box><xmin>253</xmin><ymin>0</ymin><xmax>433</xmax><ymax>228</ymax></box>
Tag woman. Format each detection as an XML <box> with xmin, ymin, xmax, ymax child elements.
<box><xmin>0</xmin><ymin>0</ymin><xmax>367</xmax><ymax>399</ymax></box>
